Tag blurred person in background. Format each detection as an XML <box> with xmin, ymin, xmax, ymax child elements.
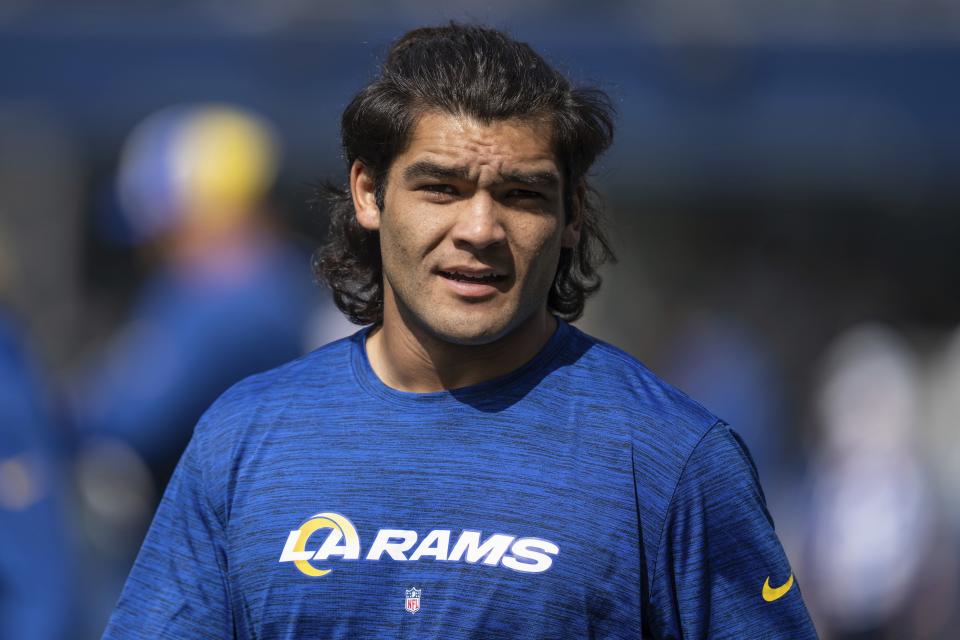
<box><xmin>801</xmin><ymin>324</ymin><xmax>954</xmax><ymax>639</ymax></box>
<box><xmin>0</xmin><ymin>243</ymin><xmax>75</xmax><ymax>639</ymax></box>
<box><xmin>70</xmin><ymin>103</ymin><xmax>324</xmax><ymax>484</ymax></box>
<box><xmin>67</xmin><ymin>104</ymin><xmax>334</xmax><ymax>632</ymax></box>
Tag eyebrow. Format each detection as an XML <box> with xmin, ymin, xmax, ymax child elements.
<box><xmin>402</xmin><ymin>161</ymin><xmax>471</xmax><ymax>183</ymax></box>
<box><xmin>499</xmin><ymin>170</ymin><xmax>560</xmax><ymax>189</ymax></box>
<box><xmin>402</xmin><ymin>160</ymin><xmax>560</xmax><ymax>190</ymax></box>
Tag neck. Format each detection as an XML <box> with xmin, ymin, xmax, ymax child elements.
<box><xmin>365</xmin><ymin>303</ymin><xmax>557</xmax><ymax>393</ymax></box>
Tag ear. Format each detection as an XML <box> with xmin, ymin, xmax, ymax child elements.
<box><xmin>561</xmin><ymin>182</ymin><xmax>584</xmax><ymax>249</ymax></box>
<box><xmin>350</xmin><ymin>160</ymin><xmax>381</xmax><ymax>231</ymax></box>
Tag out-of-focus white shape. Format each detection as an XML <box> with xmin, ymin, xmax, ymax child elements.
<box><xmin>817</xmin><ymin>324</ymin><xmax>920</xmax><ymax>456</ymax></box>
<box><xmin>303</xmin><ymin>300</ymin><xmax>361</xmax><ymax>352</ymax></box>
<box><xmin>807</xmin><ymin>323</ymin><xmax>933</xmax><ymax>632</ymax></box>
<box><xmin>809</xmin><ymin>450</ymin><xmax>930</xmax><ymax>625</ymax></box>
<box><xmin>0</xmin><ymin>453</ymin><xmax>45</xmax><ymax>510</ymax></box>
<box><xmin>74</xmin><ymin>438</ymin><xmax>155</xmax><ymax>557</ymax></box>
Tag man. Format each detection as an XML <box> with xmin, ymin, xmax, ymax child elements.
<box><xmin>104</xmin><ymin>25</ymin><xmax>817</xmax><ymax>638</ymax></box>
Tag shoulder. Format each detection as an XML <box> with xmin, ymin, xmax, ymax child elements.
<box><xmin>190</xmin><ymin>330</ymin><xmax>361</xmax><ymax>450</ymax></box>
<box><xmin>182</xmin><ymin>331</ymin><xmax>362</xmax><ymax>522</ymax></box>
<box><xmin>558</xmin><ymin>325</ymin><xmax>729</xmax><ymax>561</ymax></box>
<box><xmin>562</xmin><ymin>324</ymin><xmax>719</xmax><ymax>450</ymax></box>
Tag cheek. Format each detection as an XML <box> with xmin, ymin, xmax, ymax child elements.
<box><xmin>513</xmin><ymin>219</ymin><xmax>564</xmax><ymax>275</ymax></box>
<box><xmin>380</xmin><ymin>210</ymin><xmax>444</xmax><ymax>269</ymax></box>
<box><xmin>526</xmin><ymin>246</ymin><xmax>563</xmax><ymax>294</ymax></box>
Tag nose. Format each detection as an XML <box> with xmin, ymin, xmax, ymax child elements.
<box><xmin>450</xmin><ymin>191</ymin><xmax>507</xmax><ymax>250</ymax></box>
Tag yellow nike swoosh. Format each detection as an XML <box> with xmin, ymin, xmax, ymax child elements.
<box><xmin>762</xmin><ymin>574</ymin><xmax>794</xmax><ymax>602</ymax></box>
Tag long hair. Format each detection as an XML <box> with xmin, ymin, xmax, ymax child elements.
<box><xmin>315</xmin><ymin>24</ymin><xmax>616</xmax><ymax>325</ymax></box>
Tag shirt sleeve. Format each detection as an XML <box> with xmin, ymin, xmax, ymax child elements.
<box><xmin>647</xmin><ymin>421</ymin><xmax>818</xmax><ymax>639</ymax></box>
<box><xmin>102</xmin><ymin>425</ymin><xmax>233</xmax><ymax>639</ymax></box>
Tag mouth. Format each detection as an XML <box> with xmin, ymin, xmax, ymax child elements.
<box><xmin>435</xmin><ymin>267</ymin><xmax>509</xmax><ymax>298</ymax></box>
<box><xmin>437</xmin><ymin>269</ymin><xmax>507</xmax><ymax>284</ymax></box>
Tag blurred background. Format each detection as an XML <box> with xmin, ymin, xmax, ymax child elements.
<box><xmin>1</xmin><ymin>1</ymin><xmax>959</xmax><ymax>638</ymax></box>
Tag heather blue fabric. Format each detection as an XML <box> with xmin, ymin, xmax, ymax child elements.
<box><xmin>103</xmin><ymin>320</ymin><xmax>817</xmax><ymax>639</ymax></box>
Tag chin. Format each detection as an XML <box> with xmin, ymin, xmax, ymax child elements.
<box><xmin>420</xmin><ymin>312</ymin><xmax>515</xmax><ymax>347</ymax></box>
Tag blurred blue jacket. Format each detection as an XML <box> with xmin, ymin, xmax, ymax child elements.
<box><xmin>69</xmin><ymin>240</ymin><xmax>319</xmax><ymax>467</ymax></box>
<box><xmin>0</xmin><ymin>309</ymin><xmax>74</xmax><ymax>640</ymax></box>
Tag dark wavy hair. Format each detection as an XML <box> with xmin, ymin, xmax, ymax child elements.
<box><xmin>315</xmin><ymin>23</ymin><xmax>616</xmax><ymax>325</ymax></box>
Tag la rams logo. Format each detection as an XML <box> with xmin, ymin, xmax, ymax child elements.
<box><xmin>279</xmin><ymin>512</ymin><xmax>559</xmax><ymax>577</ymax></box>
<box><xmin>278</xmin><ymin>512</ymin><xmax>361</xmax><ymax>576</ymax></box>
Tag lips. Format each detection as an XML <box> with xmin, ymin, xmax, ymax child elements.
<box><xmin>435</xmin><ymin>266</ymin><xmax>509</xmax><ymax>298</ymax></box>
<box><xmin>437</xmin><ymin>269</ymin><xmax>507</xmax><ymax>284</ymax></box>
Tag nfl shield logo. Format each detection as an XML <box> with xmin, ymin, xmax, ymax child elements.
<box><xmin>405</xmin><ymin>587</ymin><xmax>421</xmax><ymax>614</ymax></box>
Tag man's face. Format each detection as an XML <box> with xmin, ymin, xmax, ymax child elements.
<box><xmin>353</xmin><ymin>112</ymin><xmax>579</xmax><ymax>346</ymax></box>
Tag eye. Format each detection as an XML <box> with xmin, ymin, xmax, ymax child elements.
<box><xmin>420</xmin><ymin>184</ymin><xmax>458</xmax><ymax>200</ymax></box>
<box><xmin>506</xmin><ymin>189</ymin><xmax>544</xmax><ymax>200</ymax></box>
